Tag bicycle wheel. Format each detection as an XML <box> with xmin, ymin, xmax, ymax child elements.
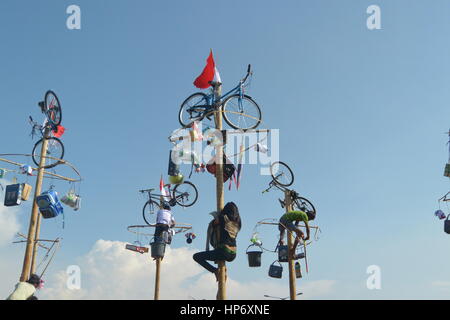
<box><xmin>32</xmin><ymin>137</ymin><xmax>65</xmax><ymax>169</ymax></box>
<box><xmin>178</xmin><ymin>92</ymin><xmax>210</xmax><ymax>128</ymax></box>
<box><xmin>293</xmin><ymin>197</ymin><xmax>316</xmax><ymax>216</ymax></box>
<box><xmin>172</xmin><ymin>181</ymin><xmax>198</xmax><ymax>207</ymax></box>
<box><xmin>222</xmin><ymin>94</ymin><xmax>262</xmax><ymax>130</ymax></box>
<box><xmin>270</xmin><ymin>161</ymin><xmax>294</xmax><ymax>186</ymax></box>
<box><xmin>142</xmin><ymin>200</ymin><xmax>161</xmax><ymax>226</ymax></box>
<box><xmin>44</xmin><ymin>90</ymin><xmax>62</xmax><ymax>126</ymax></box>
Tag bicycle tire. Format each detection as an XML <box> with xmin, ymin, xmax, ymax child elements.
<box><xmin>142</xmin><ymin>200</ymin><xmax>161</xmax><ymax>226</ymax></box>
<box><xmin>32</xmin><ymin>137</ymin><xmax>65</xmax><ymax>169</ymax></box>
<box><xmin>270</xmin><ymin>161</ymin><xmax>294</xmax><ymax>187</ymax></box>
<box><xmin>293</xmin><ymin>196</ymin><xmax>316</xmax><ymax>216</ymax></box>
<box><xmin>222</xmin><ymin>94</ymin><xmax>262</xmax><ymax>130</ymax></box>
<box><xmin>44</xmin><ymin>90</ymin><xmax>62</xmax><ymax>126</ymax></box>
<box><xmin>173</xmin><ymin>181</ymin><xmax>198</xmax><ymax>207</ymax></box>
<box><xmin>178</xmin><ymin>92</ymin><xmax>209</xmax><ymax>128</ymax></box>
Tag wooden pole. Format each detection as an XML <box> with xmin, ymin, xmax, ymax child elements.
<box><xmin>214</xmin><ymin>83</ymin><xmax>226</xmax><ymax>300</ymax></box>
<box><xmin>30</xmin><ymin>214</ymin><xmax>42</xmax><ymax>274</ymax></box>
<box><xmin>285</xmin><ymin>190</ymin><xmax>297</xmax><ymax>300</ymax></box>
<box><xmin>20</xmin><ymin>129</ymin><xmax>50</xmax><ymax>281</ymax></box>
<box><xmin>154</xmin><ymin>257</ymin><xmax>161</xmax><ymax>300</ymax></box>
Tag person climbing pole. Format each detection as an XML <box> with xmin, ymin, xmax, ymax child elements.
<box><xmin>6</xmin><ymin>274</ymin><xmax>43</xmax><ymax>300</ymax></box>
<box><xmin>278</xmin><ymin>209</ymin><xmax>315</xmax><ymax>259</ymax></box>
<box><xmin>154</xmin><ymin>201</ymin><xmax>176</xmax><ymax>245</ymax></box>
<box><xmin>193</xmin><ymin>202</ymin><xmax>241</xmax><ymax>281</ymax></box>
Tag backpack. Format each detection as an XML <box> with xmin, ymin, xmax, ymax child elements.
<box><xmin>206</xmin><ymin>155</ymin><xmax>236</xmax><ymax>183</ymax></box>
<box><xmin>36</xmin><ymin>190</ymin><xmax>64</xmax><ymax>219</ymax></box>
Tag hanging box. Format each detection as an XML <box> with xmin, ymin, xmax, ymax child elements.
<box><xmin>4</xmin><ymin>184</ymin><xmax>22</xmax><ymax>207</ymax></box>
<box><xmin>445</xmin><ymin>163</ymin><xmax>450</xmax><ymax>178</ymax></box>
<box><xmin>21</xmin><ymin>184</ymin><xmax>32</xmax><ymax>201</ymax></box>
<box><xmin>36</xmin><ymin>190</ymin><xmax>64</xmax><ymax>219</ymax></box>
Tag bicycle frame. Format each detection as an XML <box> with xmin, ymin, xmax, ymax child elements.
<box><xmin>187</xmin><ymin>66</ymin><xmax>251</xmax><ymax>117</ymax></box>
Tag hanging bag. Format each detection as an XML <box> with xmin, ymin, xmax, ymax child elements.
<box><xmin>445</xmin><ymin>215</ymin><xmax>450</xmax><ymax>234</ymax></box>
<box><xmin>206</xmin><ymin>155</ymin><xmax>236</xmax><ymax>183</ymax></box>
<box><xmin>268</xmin><ymin>260</ymin><xmax>283</xmax><ymax>279</ymax></box>
<box><xmin>37</xmin><ymin>190</ymin><xmax>64</xmax><ymax>219</ymax></box>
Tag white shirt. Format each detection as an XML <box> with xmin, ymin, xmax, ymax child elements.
<box><xmin>6</xmin><ymin>282</ymin><xmax>36</xmax><ymax>300</ymax></box>
<box><xmin>156</xmin><ymin>209</ymin><xmax>174</xmax><ymax>225</ymax></box>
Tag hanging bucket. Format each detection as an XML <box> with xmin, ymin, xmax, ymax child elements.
<box><xmin>268</xmin><ymin>260</ymin><xmax>283</xmax><ymax>279</ymax></box>
<box><xmin>278</xmin><ymin>245</ymin><xmax>289</xmax><ymax>262</ymax></box>
<box><xmin>445</xmin><ymin>163</ymin><xmax>450</xmax><ymax>178</ymax></box>
<box><xmin>246</xmin><ymin>244</ymin><xmax>263</xmax><ymax>267</ymax></box>
<box><xmin>445</xmin><ymin>215</ymin><xmax>450</xmax><ymax>234</ymax></box>
<box><xmin>150</xmin><ymin>239</ymin><xmax>166</xmax><ymax>258</ymax></box>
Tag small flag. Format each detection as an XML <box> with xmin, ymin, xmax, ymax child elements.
<box><xmin>53</xmin><ymin>125</ymin><xmax>65</xmax><ymax>138</ymax></box>
<box><xmin>160</xmin><ymin>175</ymin><xmax>170</xmax><ymax>202</ymax></box>
<box><xmin>193</xmin><ymin>50</ymin><xmax>221</xmax><ymax>89</ymax></box>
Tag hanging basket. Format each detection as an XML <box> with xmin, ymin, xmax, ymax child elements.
<box><xmin>246</xmin><ymin>244</ymin><xmax>263</xmax><ymax>267</ymax></box>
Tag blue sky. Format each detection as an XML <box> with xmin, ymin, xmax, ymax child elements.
<box><xmin>1</xmin><ymin>0</ymin><xmax>450</xmax><ymax>299</ymax></box>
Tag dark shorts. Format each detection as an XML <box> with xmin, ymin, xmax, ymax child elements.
<box><xmin>278</xmin><ymin>217</ymin><xmax>300</xmax><ymax>233</ymax></box>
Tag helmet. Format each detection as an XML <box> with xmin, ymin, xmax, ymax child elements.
<box><xmin>169</xmin><ymin>174</ymin><xmax>184</xmax><ymax>185</ymax></box>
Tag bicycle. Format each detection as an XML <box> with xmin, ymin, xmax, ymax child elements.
<box><xmin>178</xmin><ymin>64</ymin><xmax>262</xmax><ymax>131</ymax></box>
<box><xmin>29</xmin><ymin>116</ymin><xmax>64</xmax><ymax>169</ymax></box>
<box><xmin>139</xmin><ymin>182</ymin><xmax>198</xmax><ymax>225</ymax></box>
<box><xmin>262</xmin><ymin>161</ymin><xmax>316</xmax><ymax>215</ymax></box>
<box><xmin>38</xmin><ymin>90</ymin><xmax>62</xmax><ymax>128</ymax></box>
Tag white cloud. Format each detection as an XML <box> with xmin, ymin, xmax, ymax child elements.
<box><xmin>40</xmin><ymin>239</ymin><xmax>337</xmax><ymax>300</ymax></box>
<box><xmin>0</xmin><ymin>189</ymin><xmax>21</xmax><ymax>246</ymax></box>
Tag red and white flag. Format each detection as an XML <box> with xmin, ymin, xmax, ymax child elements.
<box><xmin>193</xmin><ymin>50</ymin><xmax>221</xmax><ymax>89</ymax></box>
<box><xmin>160</xmin><ymin>175</ymin><xmax>170</xmax><ymax>201</ymax></box>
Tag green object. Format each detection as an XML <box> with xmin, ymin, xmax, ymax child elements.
<box><xmin>169</xmin><ymin>174</ymin><xmax>184</xmax><ymax>185</ymax></box>
<box><xmin>0</xmin><ymin>169</ymin><xmax>4</xmax><ymax>179</ymax></box>
<box><xmin>445</xmin><ymin>163</ymin><xmax>450</xmax><ymax>178</ymax></box>
<box><xmin>282</xmin><ymin>210</ymin><xmax>309</xmax><ymax>223</ymax></box>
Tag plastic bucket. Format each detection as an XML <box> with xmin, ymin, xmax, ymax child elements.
<box><xmin>150</xmin><ymin>240</ymin><xmax>166</xmax><ymax>258</ymax></box>
<box><xmin>246</xmin><ymin>245</ymin><xmax>263</xmax><ymax>267</ymax></box>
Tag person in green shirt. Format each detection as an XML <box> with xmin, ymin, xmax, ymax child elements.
<box><xmin>278</xmin><ymin>210</ymin><xmax>315</xmax><ymax>258</ymax></box>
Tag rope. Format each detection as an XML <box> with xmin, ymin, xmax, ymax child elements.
<box><xmin>38</xmin><ymin>238</ymin><xmax>61</xmax><ymax>279</ymax></box>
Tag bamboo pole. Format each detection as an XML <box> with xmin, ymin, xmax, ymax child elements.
<box><xmin>154</xmin><ymin>257</ymin><xmax>161</xmax><ymax>300</ymax></box>
<box><xmin>20</xmin><ymin>129</ymin><xmax>50</xmax><ymax>281</ymax></box>
<box><xmin>285</xmin><ymin>190</ymin><xmax>297</xmax><ymax>300</ymax></box>
<box><xmin>214</xmin><ymin>83</ymin><xmax>226</xmax><ymax>300</ymax></box>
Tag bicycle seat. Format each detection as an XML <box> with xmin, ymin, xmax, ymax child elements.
<box><xmin>139</xmin><ymin>188</ymin><xmax>155</xmax><ymax>193</ymax></box>
<box><xmin>208</xmin><ymin>81</ymin><xmax>222</xmax><ymax>87</ymax></box>
<box><xmin>38</xmin><ymin>101</ymin><xmax>45</xmax><ymax>110</ymax></box>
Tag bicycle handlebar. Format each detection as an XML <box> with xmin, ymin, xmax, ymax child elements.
<box><xmin>242</xmin><ymin>64</ymin><xmax>252</xmax><ymax>84</ymax></box>
<box><xmin>139</xmin><ymin>188</ymin><xmax>155</xmax><ymax>193</ymax></box>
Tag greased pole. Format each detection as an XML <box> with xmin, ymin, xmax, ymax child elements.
<box><xmin>285</xmin><ymin>190</ymin><xmax>297</xmax><ymax>300</ymax></box>
<box><xmin>214</xmin><ymin>82</ymin><xmax>226</xmax><ymax>300</ymax></box>
<box><xmin>20</xmin><ymin>128</ymin><xmax>51</xmax><ymax>281</ymax></box>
